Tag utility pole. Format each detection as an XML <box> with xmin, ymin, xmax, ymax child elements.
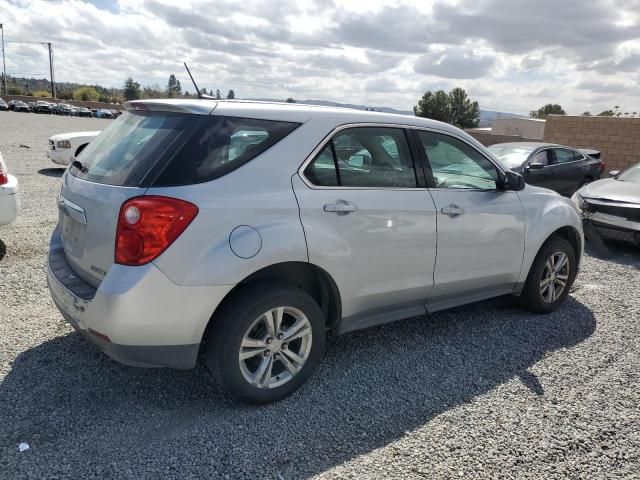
<box><xmin>1</xmin><ymin>23</ymin><xmax>7</xmax><ymax>96</ymax></box>
<box><xmin>48</xmin><ymin>42</ymin><xmax>55</xmax><ymax>99</ymax></box>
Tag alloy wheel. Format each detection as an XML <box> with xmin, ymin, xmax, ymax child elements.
<box><xmin>539</xmin><ymin>251</ymin><xmax>570</xmax><ymax>303</ymax></box>
<box><xmin>238</xmin><ymin>306</ymin><xmax>313</xmax><ymax>389</ymax></box>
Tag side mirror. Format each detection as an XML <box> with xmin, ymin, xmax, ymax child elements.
<box><xmin>502</xmin><ymin>170</ymin><xmax>526</xmax><ymax>191</ymax></box>
<box><xmin>526</xmin><ymin>162</ymin><xmax>545</xmax><ymax>171</ymax></box>
<box><xmin>608</xmin><ymin>170</ymin><xmax>621</xmax><ymax>178</ymax></box>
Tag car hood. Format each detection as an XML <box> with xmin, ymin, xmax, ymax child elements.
<box><xmin>577</xmin><ymin>178</ymin><xmax>640</xmax><ymax>205</ymax></box>
<box><xmin>49</xmin><ymin>131</ymin><xmax>101</xmax><ymax>142</ymax></box>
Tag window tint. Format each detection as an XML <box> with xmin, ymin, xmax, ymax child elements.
<box><xmin>418</xmin><ymin>131</ymin><xmax>499</xmax><ymax>190</ymax></box>
<box><xmin>155</xmin><ymin>116</ymin><xmax>299</xmax><ymax>186</ymax></box>
<box><xmin>304</xmin><ymin>144</ymin><xmax>338</xmax><ymax>186</ymax></box>
<box><xmin>304</xmin><ymin>127</ymin><xmax>417</xmax><ymax>188</ymax></box>
<box><xmin>552</xmin><ymin>149</ymin><xmax>576</xmax><ymax>164</ymax></box>
<box><xmin>70</xmin><ymin>112</ymin><xmax>299</xmax><ymax>186</ymax></box>
<box><xmin>530</xmin><ymin>150</ymin><xmax>551</xmax><ymax>166</ymax></box>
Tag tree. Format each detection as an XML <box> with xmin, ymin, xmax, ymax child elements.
<box><xmin>215</xmin><ymin>89</ymin><xmax>222</xmax><ymax>99</ymax></box>
<box><xmin>123</xmin><ymin>77</ymin><xmax>141</xmax><ymax>101</ymax></box>
<box><xmin>448</xmin><ymin>87</ymin><xmax>480</xmax><ymax>128</ymax></box>
<box><xmin>286</xmin><ymin>97</ymin><xmax>295</xmax><ymax>103</ymax></box>
<box><xmin>73</xmin><ymin>87</ymin><xmax>100</xmax><ymax>101</ymax></box>
<box><xmin>530</xmin><ymin>104</ymin><xmax>565</xmax><ymax>118</ymax></box>
<box><xmin>201</xmin><ymin>88</ymin><xmax>208</xmax><ymax>95</ymax></box>
<box><xmin>142</xmin><ymin>84</ymin><xmax>164</xmax><ymax>99</ymax></box>
<box><xmin>597</xmin><ymin>110</ymin><xmax>615</xmax><ymax>116</ymax></box>
<box><xmin>227</xmin><ymin>89</ymin><xmax>235</xmax><ymax>99</ymax></box>
<box><xmin>581</xmin><ymin>111</ymin><xmax>592</xmax><ymax>116</ymax></box>
<box><xmin>413</xmin><ymin>90</ymin><xmax>452</xmax><ymax>123</ymax></box>
<box><xmin>7</xmin><ymin>86</ymin><xmax>23</xmax><ymax>95</ymax></box>
<box><xmin>166</xmin><ymin>74</ymin><xmax>181</xmax><ymax>98</ymax></box>
<box><xmin>33</xmin><ymin>90</ymin><xmax>50</xmax><ymax>98</ymax></box>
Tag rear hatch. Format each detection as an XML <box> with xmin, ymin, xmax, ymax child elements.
<box><xmin>59</xmin><ymin>102</ymin><xmax>216</xmax><ymax>287</ymax></box>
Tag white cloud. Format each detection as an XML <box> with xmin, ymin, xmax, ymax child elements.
<box><xmin>0</xmin><ymin>0</ymin><xmax>638</xmax><ymax>114</ymax></box>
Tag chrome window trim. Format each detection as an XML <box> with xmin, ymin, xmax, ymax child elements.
<box><xmin>297</xmin><ymin>122</ymin><xmax>425</xmax><ymax>191</ymax></box>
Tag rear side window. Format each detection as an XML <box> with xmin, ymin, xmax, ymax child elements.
<box><xmin>70</xmin><ymin>111</ymin><xmax>299</xmax><ymax>186</ymax></box>
<box><xmin>155</xmin><ymin>117</ymin><xmax>298</xmax><ymax>186</ymax></box>
<box><xmin>552</xmin><ymin>149</ymin><xmax>577</xmax><ymax>164</ymax></box>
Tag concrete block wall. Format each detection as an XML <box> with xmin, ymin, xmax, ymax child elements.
<box><xmin>466</xmin><ymin>131</ymin><xmax>538</xmax><ymax>146</ymax></box>
<box><xmin>543</xmin><ymin>115</ymin><xmax>640</xmax><ymax>173</ymax></box>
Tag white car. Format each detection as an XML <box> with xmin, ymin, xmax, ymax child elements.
<box><xmin>0</xmin><ymin>151</ymin><xmax>20</xmax><ymax>226</ymax></box>
<box><xmin>47</xmin><ymin>131</ymin><xmax>100</xmax><ymax>166</ymax></box>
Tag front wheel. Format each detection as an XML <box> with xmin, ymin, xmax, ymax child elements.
<box><xmin>520</xmin><ymin>236</ymin><xmax>577</xmax><ymax>313</ymax></box>
<box><xmin>203</xmin><ymin>282</ymin><xmax>325</xmax><ymax>404</ymax></box>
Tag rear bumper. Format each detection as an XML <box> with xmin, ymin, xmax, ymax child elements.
<box><xmin>47</xmin><ymin>229</ymin><xmax>234</xmax><ymax>368</ymax></box>
<box><xmin>47</xmin><ymin>148</ymin><xmax>71</xmax><ymax>166</ymax></box>
<box><xmin>0</xmin><ymin>174</ymin><xmax>20</xmax><ymax>226</ymax></box>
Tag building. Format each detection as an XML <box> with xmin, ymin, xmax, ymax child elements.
<box><xmin>491</xmin><ymin>117</ymin><xmax>546</xmax><ymax>140</ymax></box>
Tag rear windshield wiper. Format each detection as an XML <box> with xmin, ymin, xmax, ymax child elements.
<box><xmin>71</xmin><ymin>159</ymin><xmax>88</xmax><ymax>173</ymax></box>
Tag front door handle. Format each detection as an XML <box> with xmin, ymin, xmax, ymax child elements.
<box><xmin>324</xmin><ymin>200</ymin><xmax>358</xmax><ymax>215</ymax></box>
<box><xmin>441</xmin><ymin>204</ymin><xmax>465</xmax><ymax>217</ymax></box>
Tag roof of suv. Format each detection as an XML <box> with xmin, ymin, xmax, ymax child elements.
<box><xmin>126</xmin><ymin>98</ymin><xmax>463</xmax><ymax>135</ymax></box>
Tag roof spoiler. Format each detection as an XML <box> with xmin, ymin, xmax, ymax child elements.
<box><xmin>579</xmin><ymin>148</ymin><xmax>601</xmax><ymax>159</ymax></box>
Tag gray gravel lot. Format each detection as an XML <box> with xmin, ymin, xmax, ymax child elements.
<box><xmin>1</xmin><ymin>110</ymin><xmax>639</xmax><ymax>479</ymax></box>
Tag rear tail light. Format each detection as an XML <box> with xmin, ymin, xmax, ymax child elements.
<box><xmin>0</xmin><ymin>164</ymin><xmax>8</xmax><ymax>185</ymax></box>
<box><xmin>115</xmin><ymin>196</ymin><xmax>198</xmax><ymax>266</ymax></box>
<box><xmin>599</xmin><ymin>160</ymin><xmax>606</xmax><ymax>171</ymax></box>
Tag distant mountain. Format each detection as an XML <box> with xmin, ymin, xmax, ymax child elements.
<box><xmin>251</xmin><ymin>98</ymin><xmax>523</xmax><ymax>127</ymax></box>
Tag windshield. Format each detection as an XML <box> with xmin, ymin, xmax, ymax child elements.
<box><xmin>488</xmin><ymin>145</ymin><xmax>534</xmax><ymax>169</ymax></box>
<box><xmin>618</xmin><ymin>163</ymin><xmax>640</xmax><ymax>183</ymax></box>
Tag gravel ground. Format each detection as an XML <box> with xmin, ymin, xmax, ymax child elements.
<box><xmin>1</xmin><ymin>110</ymin><xmax>639</xmax><ymax>479</ymax></box>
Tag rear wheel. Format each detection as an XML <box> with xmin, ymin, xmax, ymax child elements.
<box><xmin>520</xmin><ymin>236</ymin><xmax>577</xmax><ymax>313</ymax></box>
<box><xmin>203</xmin><ymin>282</ymin><xmax>325</xmax><ymax>404</ymax></box>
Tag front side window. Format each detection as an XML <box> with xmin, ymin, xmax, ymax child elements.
<box><xmin>418</xmin><ymin>131</ymin><xmax>499</xmax><ymax>190</ymax></box>
<box><xmin>304</xmin><ymin>127</ymin><xmax>417</xmax><ymax>188</ymax></box>
<box><xmin>530</xmin><ymin>150</ymin><xmax>551</xmax><ymax>166</ymax></box>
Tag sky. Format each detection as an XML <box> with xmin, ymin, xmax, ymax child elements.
<box><xmin>1</xmin><ymin>0</ymin><xmax>639</xmax><ymax>115</ymax></box>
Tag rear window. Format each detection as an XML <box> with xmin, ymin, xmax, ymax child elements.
<box><xmin>70</xmin><ymin>111</ymin><xmax>299</xmax><ymax>186</ymax></box>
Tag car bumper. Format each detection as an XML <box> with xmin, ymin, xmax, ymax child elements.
<box><xmin>0</xmin><ymin>174</ymin><xmax>20</xmax><ymax>225</ymax></box>
<box><xmin>47</xmin><ymin>229</ymin><xmax>234</xmax><ymax>368</ymax></box>
<box><xmin>47</xmin><ymin>148</ymin><xmax>71</xmax><ymax>166</ymax></box>
<box><xmin>587</xmin><ymin>214</ymin><xmax>640</xmax><ymax>246</ymax></box>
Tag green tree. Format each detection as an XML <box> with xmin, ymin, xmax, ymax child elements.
<box><xmin>215</xmin><ymin>89</ymin><xmax>222</xmax><ymax>99</ymax></box>
<box><xmin>201</xmin><ymin>88</ymin><xmax>208</xmax><ymax>96</ymax></box>
<box><xmin>73</xmin><ymin>87</ymin><xmax>100</xmax><ymax>101</ymax></box>
<box><xmin>123</xmin><ymin>77</ymin><xmax>141</xmax><ymax>101</ymax></box>
<box><xmin>32</xmin><ymin>90</ymin><xmax>51</xmax><ymax>98</ymax></box>
<box><xmin>227</xmin><ymin>89</ymin><xmax>235</xmax><ymax>99</ymax></box>
<box><xmin>286</xmin><ymin>97</ymin><xmax>295</xmax><ymax>103</ymax></box>
<box><xmin>142</xmin><ymin>84</ymin><xmax>164</xmax><ymax>99</ymax></box>
<box><xmin>413</xmin><ymin>90</ymin><xmax>452</xmax><ymax>123</ymax></box>
<box><xmin>530</xmin><ymin>104</ymin><xmax>565</xmax><ymax>118</ymax></box>
<box><xmin>166</xmin><ymin>74</ymin><xmax>181</xmax><ymax>98</ymax></box>
<box><xmin>7</xmin><ymin>86</ymin><xmax>24</xmax><ymax>95</ymax></box>
<box><xmin>581</xmin><ymin>111</ymin><xmax>592</xmax><ymax>116</ymax></box>
<box><xmin>448</xmin><ymin>87</ymin><xmax>480</xmax><ymax>128</ymax></box>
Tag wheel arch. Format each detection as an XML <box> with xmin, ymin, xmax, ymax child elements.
<box><xmin>200</xmin><ymin>261</ymin><xmax>342</xmax><ymax>350</ymax></box>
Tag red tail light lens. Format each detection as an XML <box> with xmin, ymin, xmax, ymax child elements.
<box><xmin>0</xmin><ymin>164</ymin><xmax>8</xmax><ymax>185</ymax></box>
<box><xmin>115</xmin><ymin>196</ymin><xmax>198</xmax><ymax>266</ymax></box>
<box><xmin>599</xmin><ymin>160</ymin><xmax>606</xmax><ymax>171</ymax></box>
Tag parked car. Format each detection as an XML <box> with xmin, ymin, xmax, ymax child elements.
<box><xmin>0</xmin><ymin>151</ymin><xmax>20</xmax><ymax>226</ymax></box>
<box><xmin>573</xmin><ymin>162</ymin><xmax>640</xmax><ymax>246</ymax></box>
<box><xmin>74</xmin><ymin>107</ymin><xmax>93</xmax><ymax>118</ymax></box>
<box><xmin>13</xmin><ymin>101</ymin><xmax>30</xmax><ymax>113</ymax></box>
<box><xmin>47</xmin><ymin>131</ymin><xmax>100</xmax><ymax>166</ymax></box>
<box><xmin>33</xmin><ymin>101</ymin><xmax>53</xmax><ymax>114</ymax></box>
<box><xmin>95</xmin><ymin>108</ymin><xmax>114</xmax><ymax>119</ymax></box>
<box><xmin>0</xmin><ymin>98</ymin><xmax>8</xmax><ymax>111</ymax></box>
<box><xmin>48</xmin><ymin>100</ymin><xmax>584</xmax><ymax>403</ymax></box>
<box><xmin>7</xmin><ymin>100</ymin><xmax>18</xmax><ymax>111</ymax></box>
<box><xmin>56</xmin><ymin>103</ymin><xmax>74</xmax><ymax>116</ymax></box>
<box><xmin>488</xmin><ymin>142</ymin><xmax>605</xmax><ymax>195</ymax></box>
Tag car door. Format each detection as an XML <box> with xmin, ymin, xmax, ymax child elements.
<box><xmin>292</xmin><ymin>125</ymin><xmax>438</xmax><ymax>331</ymax></box>
<box><xmin>550</xmin><ymin>148</ymin><xmax>586</xmax><ymax>194</ymax></box>
<box><xmin>414</xmin><ymin>129</ymin><xmax>526</xmax><ymax>312</ymax></box>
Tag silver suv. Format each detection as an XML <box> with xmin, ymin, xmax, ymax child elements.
<box><xmin>48</xmin><ymin>99</ymin><xmax>583</xmax><ymax>403</ymax></box>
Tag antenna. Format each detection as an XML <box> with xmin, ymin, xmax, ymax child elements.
<box><xmin>184</xmin><ymin>62</ymin><xmax>215</xmax><ymax>99</ymax></box>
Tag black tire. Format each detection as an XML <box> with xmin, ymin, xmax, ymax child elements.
<box><xmin>520</xmin><ymin>236</ymin><xmax>577</xmax><ymax>313</ymax></box>
<box><xmin>203</xmin><ymin>282</ymin><xmax>326</xmax><ymax>404</ymax></box>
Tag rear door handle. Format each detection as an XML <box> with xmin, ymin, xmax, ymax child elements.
<box><xmin>324</xmin><ymin>200</ymin><xmax>358</xmax><ymax>215</ymax></box>
<box><xmin>441</xmin><ymin>204</ymin><xmax>465</xmax><ymax>217</ymax></box>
